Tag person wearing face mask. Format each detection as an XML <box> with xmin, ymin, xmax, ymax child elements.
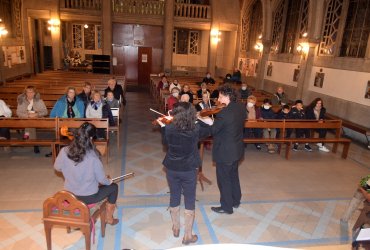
<box><xmin>260</xmin><ymin>99</ymin><xmax>277</xmax><ymax>154</ymax></box>
<box><xmin>276</xmin><ymin>104</ymin><xmax>292</xmax><ymax>138</ymax></box>
<box><xmin>224</xmin><ymin>74</ymin><xmax>233</xmax><ymax>83</ymax></box>
<box><xmin>290</xmin><ymin>100</ymin><xmax>312</xmax><ymax>152</ymax></box>
<box><xmin>245</xmin><ymin>95</ymin><xmax>262</xmax><ymax>150</ymax></box>
<box><xmin>202</xmin><ymin>72</ymin><xmax>215</xmax><ymax>85</ymax></box>
<box><xmin>239</xmin><ymin>83</ymin><xmax>250</xmax><ymax>99</ymax></box>
<box><xmin>231</xmin><ymin>68</ymin><xmax>242</xmax><ymax>82</ymax></box>
<box><xmin>169</xmin><ymin>79</ymin><xmax>182</xmax><ymax>93</ymax></box>
<box><xmin>197</xmin><ymin>82</ymin><xmax>211</xmax><ymax>98</ymax></box>
<box><xmin>168</xmin><ymin>87</ymin><xmax>180</xmax><ymax>111</ymax></box>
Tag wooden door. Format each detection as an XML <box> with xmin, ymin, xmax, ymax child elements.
<box><xmin>138</xmin><ymin>47</ymin><xmax>152</xmax><ymax>88</ymax></box>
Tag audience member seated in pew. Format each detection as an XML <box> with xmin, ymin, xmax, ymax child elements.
<box><xmin>169</xmin><ymin>79</ymin><xmax>181</xmax><ymax>93</ymax></box>
<box><xmin>180</xmin><ymin>93</ymin><xmax>190</xmax><ymax>103</ymax></box>
<box><xmin>168</xmin><ymin>87</ymin><xmax>180</xmax><ymax>111</ymax></box>
<box><xmin>16</xmin><ymin>86</ymin><xmax>48</xmax><ymax>154</ymax></box>
<box><xmin>291</xmin><ymin>100</ymin><xmax>313</xmax><ymax>152</ymax></box>
<box><xmin>180</xmin><ymin>84</ymin><xmax>194</xmax><ymax>104</ymax></box>
<box><xmin>223</xmin><ymin>74</ymin><xmax>233</xmax><ymax>83</ymax></box>
<box><xmin>50</xmin><ymin>87</ymin><xmax>85</xmax><ymax>119</ymax></box>
<box><xmin>276</xmin><ymin>104</ymin><xmax>292</xmax><ymax>138</ymax></box>
<box><xmin>306</xmin><ymin>97</ymin><xmax>329</xmax><ymax>152</ymax></box>
<box><xmin>104</xmin><ymin>78</ymin><xmax>125</xmax><ymax>106</ymax></box>
<box><xmin>195</xmin><ymin>92</ymin><xmax>214</xmax><ymax>112</ymax></box>
<box><xmin>197</xmin><ymin>82</ymin><xmax>211</xmax><ymax>99</ymax></box>
<box><xmin>232</xmin><ymin>68</ymin><xmax>242</xmax><ymax>82</ymax></box>
<box><xmin>202</xmin><ymin>72</ymin><xmax>215</xmax><ymax>85</ymax></box>
<box><xmin>157</xmin><ymin>75</ymin><xmax>169</xmax><ymax>92</ymax></box>
<box><xmin>77</xmin><ymin>81</ymin><xmax>92</xmax><ymax>109</ymax></box>
<box><xmin>245</xmin><ymin>95</ymin><xmax>262</xmax><ymax>150</ymax></box>
<box><xmin>271</xmin><ymin>86</ymin><xmax>289</xmax><ymax>106</ymax></box>
<box><xmin>105</xmin><ymin>91</ymin><xmax>120</xmax><ymax>109</ymax></box>
<box><xmin>260</xmin><ymin>98</ymin><xmax>277</xmax><ymax>154</ymax></box>
<box><xmin>239</xmin><ymin>82</ymin><xmax>250</xmax><ymax>99</ymax></box>
<box><xmin>0</xmin><ymin>99</ymin><xmax>12</xmax><ymax>142</ymax></box>
<box><xmin>54</xmin><ymin>122</ymin><xmax>119</xmax><ymax>225</ymax></box>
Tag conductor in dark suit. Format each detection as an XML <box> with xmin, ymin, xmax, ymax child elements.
<box><xmin>210</xmin><ymin>84</ymin><xmax>246</xmax><ymax>214</ymax></box>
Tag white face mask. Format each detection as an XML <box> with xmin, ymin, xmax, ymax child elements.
<box><xmin>263</xmin><ymin>105</ymin><xmax>271</xmax><ymax>110</ymax></box>
<box><xmin>247</xmin><ymin>102</ymin><xmax>254</xmax><ymax>108</ymax></box>
<box><xmin>173</xmin><ymin>92</ymin><xmax>179</xmax><ymax>98</ymax></box>
<box><xmin>206</xmin><ymin>74</ymin><xmax>211</xmax><ymax>78</ymax></box>
<box><xmin>241</xmin><ymin>86</ymin><xmax>247</xmax><ymax>90</ymax></box>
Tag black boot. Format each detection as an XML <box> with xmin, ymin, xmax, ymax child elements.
<box><xmin>34</xmin><ymin>146</ymin><xmax>40</xmax><ymax>154</ymax></box>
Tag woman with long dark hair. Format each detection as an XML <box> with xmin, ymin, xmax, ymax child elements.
<box><xmin>157</xmin><ymin>102</ymin><xmax>211</xmax><ymax>245</ymax></box>
<box><xmin>54</xmin><ymin>122</ymin><xmax>119</xmax><ymax>225</ymax></box>
<box><xmin>305</xmin><ymin>97</ymin><xmax>330</xmax><ymax>152</ymax></box>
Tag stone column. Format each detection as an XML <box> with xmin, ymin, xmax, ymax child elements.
<box><xmin>256</xmin><ymin>39</ymin><xmax>271</xmax><ymax>90</ymax></box>
<box><xmin>296</xmin><ymin>42</ymin><xmax>318</xmax><ymax>101</ymax></box>
<box><xmin>50</xmin><ymin>11</ymin><xmax>61</xmax><ymax>70</ymax></box>
<box><xmin>102</xmin><ymin>0</ymin><xmax>112</xmax><ymax>65</ymax></box>
<box><xmin>207</xmin><ymin>26</ymin><xmax>218</xmax><ymax>77</ymax></box>
<box><xmin>163</xmin><ymin>0</ymin><xmax>174</xmax><ymax>75</ymax></box>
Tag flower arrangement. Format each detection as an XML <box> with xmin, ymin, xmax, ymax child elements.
<box><xmin>360</xmin><ymin>175</ymin><xmax>370</xmax><ymax>193</ymax></box>
<box><xmin>64</xmin><ymin>50</ymin><xmax>82</xmax><ymax>66</ymax></box>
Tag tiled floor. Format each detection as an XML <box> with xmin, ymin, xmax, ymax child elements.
<box><xmin>0</xmin><ymin>92</ymin><xmax>369</xmax><ymax>250</ymax></box>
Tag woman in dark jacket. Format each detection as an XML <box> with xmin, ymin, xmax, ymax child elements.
<box><xmin>305</xmin><ymin>98</ymin><xmax>329</xmax><ymax>152</ymax></box>
<box><xmin>157</xmin><ymin>102</ymin><xmax>211</xmax><ymax>245</ymax></box>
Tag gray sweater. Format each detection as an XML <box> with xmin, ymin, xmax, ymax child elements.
<box><xmin>54</xmin><ymin>147</ymin><xmax>111</xmax><ymax>196</ymax></box>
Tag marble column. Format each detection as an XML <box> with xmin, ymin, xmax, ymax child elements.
<box><xmin>163</xmin><ymin>0</ymin><xmax>174</xmax><ymax>75</ymax></box>
<box><xmin>50</xmin><ymin>12</ymin><xmax>61</xmax><ymax>70</ymax></box>
<box><xmin>207</xmin><ymin>26</ymin><xmax>218</xmax><ymax>77</ymax></box>
<box><xmin>102</xmin><ymin>0</ymin><xmax>112</xmax><ymax>70</ymax></box>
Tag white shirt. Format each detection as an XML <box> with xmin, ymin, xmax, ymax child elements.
<box><xmin>0</xmin><ymin>100</ymin><xmax>12</xmax><ymax>117</ymax></box>
<box><xmin>169</xmin><ymin>83</ymin><xmax>181</xmax><ymax>93</ymax></box>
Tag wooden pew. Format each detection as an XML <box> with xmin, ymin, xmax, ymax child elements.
<box><xmin>0</xmin><ymin>118</ymin><xmax>58</xmax><ymax>160</ymax></box>
<box><xmin>199</xmin><ymin>119</ymin><xmax>351</xmax><ymax>162</ymax></box>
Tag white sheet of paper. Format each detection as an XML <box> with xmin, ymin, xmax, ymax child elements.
<box><xmin>356</xmin><ymin>228</ymin><xmax>370</xmax><ymax>241</ymax></box>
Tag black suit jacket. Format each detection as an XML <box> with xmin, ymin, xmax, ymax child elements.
<box><xmin>211</xmin><ymin>102</ymin><xmax>246</xmax><ymax>163</ymax></box>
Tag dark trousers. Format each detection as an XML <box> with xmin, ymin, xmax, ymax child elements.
<box><xmin>0</xmin><ymin>128</ymin><xmax>10</xmax><ymax>139</ymax></box>
<box><xmin>295</xmin><ymin>128</ymin><xmax>310</xmax><ymax>139</ymax></box>
<box><xmin>276</xmin><ymin>128</ymin><xmax>292</xmax><ymax>138</ymax></box>
<box><xmin>166</xmin><ymin>169</ymin><xmax>197</xmax><ymax>210</ymax></box>
<box><xmin>76</xmin><ymin>183</ymin><xmax>118</xmax><ymax>205</ymax></box>
<box><xmin>216</xmin><ymin>161</ymin><xmax>241</xmax><ymax>213</ymax></box>
<box><xmin>244</xmin><ymin>128</ymin><xmax>262</xmax><ymax>147</ymax></box>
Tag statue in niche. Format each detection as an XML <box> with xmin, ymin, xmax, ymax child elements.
<box><xmin>293</xmin><ymin>66</ymin><xmax>300</xmax><ymax>82</ymax></box>
<box><xmin>266</xmin><ymin>62</ymin><xmax>272</xmax><ymax>76</ymax></box>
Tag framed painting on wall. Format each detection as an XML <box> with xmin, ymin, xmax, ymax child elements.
<box><xmin>314</xmin><ymin>69</ymin><xmax>325</xmax><ymax>88</ymax></box>
<box><xmin>293</xmin><ymin>67</ymin><xmax>300</xmax><ymax>82</ymax></box>
<box><xmin>365</xmin><ymin>81</ymin><xmax>370</xmax><ymax>99</ymax></box>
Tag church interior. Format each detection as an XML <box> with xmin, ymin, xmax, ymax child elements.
<box><xmin>0</xmin><ymin>0</ymin><xmax>370</xmax><ymax>249</ymax></box>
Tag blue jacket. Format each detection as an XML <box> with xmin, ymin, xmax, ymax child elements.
<box><xmin>50</xmin><ymin>95</ymin><xmax>85</xmax><ymax>118</ymax></box>
<box><xmin>260</xmin><ymin>107</ymin><xmax>276</xmax><ymax>119</ymax></box>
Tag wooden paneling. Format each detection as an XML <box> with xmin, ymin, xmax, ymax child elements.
<box><xmin>112</xmin><ymin>23</ymin><xmax>163</xmax><ymax>82</ymax></box>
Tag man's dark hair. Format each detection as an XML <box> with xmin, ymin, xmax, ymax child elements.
<box><xmin>218</xmin><ymin>84</ymin><xmax>237</xmax><ymax>102</ymax></box>
<box><xmin>263</xmin><ymin>98</ymin><xmax>272</xmax><ymax>105</ymax></box>
<box><xmin>295</xmin><ymin>99</ymin><xmax>303</xmax><ymax>105</ymax></box>
<box><xmin>282</xmin><ymin>104</ymin><xmax>290</xmax><ymax>110</ymax></box>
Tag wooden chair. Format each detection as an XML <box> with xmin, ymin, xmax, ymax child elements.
<box><xmin>43</xmin><ymin>190</ymin><xmax>107</xmax><ymax>250</ymax></box>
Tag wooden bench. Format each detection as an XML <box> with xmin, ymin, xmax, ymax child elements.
<box><xmin>325</xmin><ymin>113</ymin><xmax>370</xmax><ymax>149</ymax></box>
<box><xmin>0</xmin><ymin>118</ymin><xmax>58</xmax><ymax>160</ymax></box>
<box><xmin>57</xmin><ymin>118</ymin><xmax>110</xmax><ymax>163</ymax></box>
<box><xmin>199</xmin><ymin>119</ymin><xmax>351</xmax><ymax>162</ymax></box>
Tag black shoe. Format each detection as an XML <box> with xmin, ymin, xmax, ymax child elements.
<box><xmin>255</xmin><ymin>144</ymin><xmax>261</xmax><ymax>150</ymax></box>
<box><xmin>45</xmin><ymin>152</ymin><xmax>52</xmax><ymax>157</ymax></box>
<box><xmin>304</xmin><ymin>144</ymin><xmax>312</xmax><ymax>152</ymax></box>
<box><xmin>292</xmin><ymin>144</ymin><xmax>299</xmax><ymax>151</ymax></box>
<box><xmin>34</xmin><ymin>146</ymin><xmax>40</xmax><ymax>154</ymax></box>
<box><xmin>233</xmin><ymin>204</ymin><xmax>240</xmax><ymax>209</ymax></box>
<box><xmin>211</xmin><ymin>206</ymin><xmax>233</xmax><ymax>214</ymax></box>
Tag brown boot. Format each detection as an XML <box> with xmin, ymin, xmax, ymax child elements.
<box><xmin>106</xmin><ymin>203</ymin><xmax>119</xmax><ymax>225</ymax></box>
<box><xmin>182</xmin><ymin>209</ymin><xmax>198</xmax><ymax>245</ymax></box>
<box><xmin>169</xmin><ymin>206</ymin><xmax>180</xmax><ymax>237</ymax></box>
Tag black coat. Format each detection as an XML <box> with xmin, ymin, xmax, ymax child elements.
<box><xmin>305</xmin><ymin>107</ymin><xmax>326</xmax><ymax>120</ymax></box>
<box><xmin>161</xmin><ymin>123</ymin><xmax>210</xmax><ymax>171</ymax></box>
<box><xmin>102</xmin><ymin>102</ymin><xmax>115</xmax><ymax>126</ymax></box>
<box><xmin>211</xmin><ymin>102</ymin><xmax>246</xmax><ymax>163</ymax></box>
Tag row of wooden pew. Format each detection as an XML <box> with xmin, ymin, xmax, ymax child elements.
<box><xmin>0</xmin><ymin>117</ymin><xmax>110</xmax><ymax>163</ymax></box>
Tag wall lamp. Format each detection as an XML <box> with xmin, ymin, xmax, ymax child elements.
<box><xmin>254</xmin><ymin>42</ymin><xmax>263</xmax><ymax>54</ymax></box>
<box><xmin>0</xmin><ymin>19</ymin><xmax>8</xmax><ymax>37</ymax></box>
<box><xmin>296</xmin><ymin>42</ymin><xmax>309</xmax><ymax>59</ymax></box>
<box><xmin>211</xmin><ymin>29</ymin><xmax>221</xmax><ymax>44</ymax></box>
<box><xmin>47</xmin><ymin>19</ymin><xmax>60</xmax><ymax>32</ymax></box>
